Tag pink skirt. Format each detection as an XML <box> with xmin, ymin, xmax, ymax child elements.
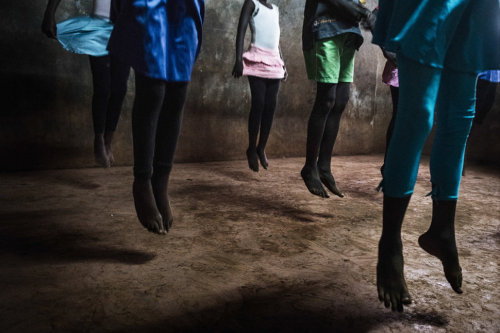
<box><xmin>242</xmin><ymin>44</ymin><xmax>285</xmax><ymax>79</ymax></box>
<box><xmin>382</xmin><ymin>61</ymin><xmax>399</xmax><ymax>87</ymax></box>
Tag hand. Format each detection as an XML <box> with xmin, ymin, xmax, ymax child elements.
<box><xmin>232</xmin><ymin>60</ymin><xmax>243</xmax><ymax>78</ymax></box>
<box><xmin>282</xmin><ymin>68</ymin><xmax>288</xmax><ymax>82</ymax></box>
<box><xmin>361</xmin><ymin>11</ymin><xmax>376</xmax><ymax>32</ymax></box>
<box><xmin>383</xmin><ymin>50</ymin><xmax>397</xmax><ymax>66</ymax></box>
<box><xmin>41</xmin><ymin>12</ymin><xmax>57</xmax><ymax>39</ymax></box>
<box><xmin>330</xmin><ymin>0</ymin><xmax>370</xmax><ymax>25</ymax></box>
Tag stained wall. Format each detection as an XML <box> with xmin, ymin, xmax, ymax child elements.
<box><xmin>0</xmin><ymin>0</ymin><xmax>498</xmax><ymax>171</ymax></box>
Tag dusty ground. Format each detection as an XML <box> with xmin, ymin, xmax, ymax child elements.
<box><xmin>0</xmin><ymin>155</ymin><xmax>498</xmax><ymax>333</ymax></box>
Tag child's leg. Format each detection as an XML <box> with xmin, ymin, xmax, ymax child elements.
<box><xmin>377</xmin><ymin>56</ymin><xmax>442</xmax><ymax>311</ymax></box>
<box><xmin>381</xmin><ymin>85</ymin><xmax>399</xmax><ymax>175</ymax></box>
<box><xmin>419</xmin><ymin>67</ymin><xmax>477</xmax><ymax>293</ymax></box>
<box><xmin>151</xmin><ymin>81</ymin><xmax>189</xmax><ymax>232</ymax></box>
<box><xmin>317</xmin><ymin>82</ymin><xmax>350</xmax><ymax>197</ymax></box>
<box><xmin>429</xmin><ymin>68</ymin><xmax>476</xmax><ymax>200</ymax></box>
<box><xmin>247</xmin><ymin>76</ymin><xmax>267</xmax><ymax>172</ymax></box>
<box><xmin>256</xmin><ymin>78</ymin><xmax>280</xmax><ymax>169</ymax></box>
<box><xmin>104</xmin><ymin>56</ymin><xmax>131</xmax><ymax>164</ymax></box>
<box><xmin>301</xmin><ymin>82</ymin><xmax>337</xmax><ymax>198</ymax></box>
<box><xmin>382</xmin><ymin>56</ymin><xmax>441</xmax><ymax>197</ymax></box>
<box><xmin>89</xmin><ymin>55</ymin><xmax>111</xmax><ymax>167</ymax></box>
<box><xmin>474</xmin><ymin>78</ymin><xmax>497</xmax><ymax>126</ymax></box>
<box><xmin>377</xmin><ymin>194</ymin><xmax>412</xmax><ymax>312</ymax></box>
<box><xmin>131</xmin><ymin>73</ymin><xmax>165</xmax><ymax>234</ymax></box>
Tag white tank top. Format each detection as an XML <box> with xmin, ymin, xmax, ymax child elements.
<box><xmin>93</xmin><ymin>0</ymin><xmax>111</xmax><ymax>18</ymax></box>
<box><xmin>249</xmin><ymin>0</ymin><xmax>280</xmax><ymax>51</ymax></box>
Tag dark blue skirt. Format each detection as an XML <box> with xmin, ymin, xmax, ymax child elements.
<box><xmin>108</xmin><ymin>0</ymin><xmax>204</xmax><ymax>82</ymax></box>
<box><xmin>373</xmin><ymin>0</ymin><xmax>500</xmax><ymax>74</ymax></box>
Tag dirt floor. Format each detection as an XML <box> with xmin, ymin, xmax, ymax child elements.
<box><xmin>0</xmin><ymin>155</ymin><xmax>498</xmax><ymax>333</ymax></box>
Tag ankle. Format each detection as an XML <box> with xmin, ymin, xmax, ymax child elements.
<box><xmin>379</xmin><ymin>235</ymin><xmax>403</xmax><ymax>252</ymax></box>
<box><xmin>317</xmin><ymin>164</ymin><xmax>331</xmax><ymax>174</ymax></box>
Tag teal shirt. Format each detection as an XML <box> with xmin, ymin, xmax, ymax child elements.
<box><xmin>373</xmin><ymin>0</ymin><xmax>500</xmax><ymax>73</ymax></box>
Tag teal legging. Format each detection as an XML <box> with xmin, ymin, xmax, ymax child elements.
<box><xmin>383</xmin><ymin>55</ymin><xmax>477</xmax><ymax>200</ymax></box>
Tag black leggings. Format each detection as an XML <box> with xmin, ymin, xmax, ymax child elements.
<box><xmin>132</xmin><ymin>73</ymin><xmax>188</xmax><ymax>180</ymax></box>
<box><xmin>474</xmin><ymin>78</ymin><xmax>498</xmax><ymax>126</ymax></box>
<box><xmin>247</xmin><ymin>76</ymin><xmax>281</xmax><ymax>149</ymax></box>
<box><xmin>305</xmin><ymin>82</ymin><xmax>350</xmax><ymax>169</ymax></box>
<box><xmin>88</xmin><ymin>55</ymin><xmax>130</xmax><ymax>134</ymax></box>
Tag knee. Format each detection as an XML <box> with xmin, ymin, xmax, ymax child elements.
<box><xmin>333</xmin><ymin>95</ymin><xmax>349</xmax><ymax>114</ymax></box>
<box><xmin>313</xmin><ymin>96</ymin><xmax>335</xmax><ymax>117</ymax></box>
<box><xmin>110</xmin><ymin>84</ymin><xmax>128</xmax><ymax>99</ymax></box>
<box><xmin>93</xmin><ymin>82</ymin><xmax>110</xmax><ymax>99</ymax></box>
<box><xmin>251</xmin><ymin>96</ymin><xmax>266</xmax><ymax>114</ymax></box>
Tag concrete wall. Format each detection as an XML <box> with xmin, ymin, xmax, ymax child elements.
<box><xmin>1</xmin><ymin>0</ymin><xmax>499</xmax><ymax>171</ymax></box>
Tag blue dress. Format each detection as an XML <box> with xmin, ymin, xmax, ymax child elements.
<box><xmin>57</xmin><ymin>16</ymin><xmax>113</xmax><ymax>57</ymax></box>
<box><xmin>373</xmin><ymin>0</ymin><xmax>500</xmax><ymax>73</ymax></box>
<box><xmin>108</xmin><ymin>0</ymin><xmax>204</xmax><ymax>82</ymax></box>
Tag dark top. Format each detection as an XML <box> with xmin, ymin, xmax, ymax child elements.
<box><xmin>302</xmin><ymin>0</ymin><xmax>364</xmax><ymax>51</ymax></box>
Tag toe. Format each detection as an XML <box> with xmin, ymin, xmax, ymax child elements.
<box><xmin>401</xmin><ymin>292</ymin><xmax>412</xmax><ymax>305</ymax></box>
<box><xmin>377</xmin><ymin>283</ymin><xmax>384</xmax><ymax>302</ymax></box>
<box><xmin>390</xmin><ymin>294</ymin><xmax>398</xmax><ymax>312</ymax></box>
<box><xmin>384</xmin><ymin>292</ymin><xmax>391</xmax><ymax>308</ymax></box>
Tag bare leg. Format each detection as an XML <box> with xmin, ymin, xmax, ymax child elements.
<box><xmin>419</xmin><ymin>200</ymin><xmax>462</xmax><ymax>293</ymax></box>
<box><xmin>377</xmin><ymin>195</ymin><xmax>412</xmax><ymax>312</ymax></box>
<box><xmin>94</xmin><ymin>133</ymin><xmax>110</xmax><ymax>167</ymax></box>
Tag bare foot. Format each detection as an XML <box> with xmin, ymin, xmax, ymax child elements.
<box><xmin>301</xmin><ymin>166</ymin><xmax>329</xmax><ymax>198</ymax></box>
<box><xmin>133</xmin><ymin>179</ymin><xmax>165</xmax><ymax>235</ymax></box>
<box><xmin>377</xmin><ymin>237</ymin><xmax>412</xmax><ymax>312</ymax></box>
<box><xmin>94</xmin><ymin>134</ymin><xmax>110</xmax><ymax>168</ymax></box>
<box><xmin>104</xmin><ymin>132</ymin><xmax>115</xmax><ymax>165</ymax></box>
<box><xmin>256</xmin><ymin>147</ymin><xmax>268</xmax><ymax>169</ymax></box>
<box><xmin>152</xmin><ymin>174</ymin><xmax>173</xmax><ymax>232</ymax></box>
<box><xmin>318</xmin><ymin>168</ymin><xmax>344</xmax><ymax>198</ymax></box>
<box><xmin>418</xmin><ymin>232</ymin><xmax>463</xmax><ymax>293</ymax></box>
<box><xmin>246</xmin><ymin>148</ymin><xmax>259</xmax><ymax>172</ymax></box>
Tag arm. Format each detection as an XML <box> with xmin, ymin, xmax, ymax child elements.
<box><xmin>381</xmin><ymin>48</ymin><xmax>397</xmax><ymax>66</ymax></box>
<box><xmin>279</xmin><ymin>45</ymin><xmax>288</xmax><ymax>81</ymax></box>
<box><xmin>232</xmin><ymin>0</ymin><xmax>255</xmax><ymax>78</ymax></box>
<box><xmin>41</xmin><ymin>0</ymin><xmax>63</xmax><ymax>38</ymax></box>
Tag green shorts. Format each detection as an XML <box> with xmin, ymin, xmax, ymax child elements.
<box><xmin>303</xmin><ymin>34</ymin><xmax>357</xmax><ymax>83</ymax></box>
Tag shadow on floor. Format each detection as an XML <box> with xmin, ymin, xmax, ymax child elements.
<box><xmin>111</xmin><ymin>283</ymin><xmax>448</xmax><ymax>333</ymax></box>
<box><xmin>0</xmin><ymin>209</ymin><xmax>155</xmax><ymax>265</ymax></box>
<box><xmin>174</xmin><ymin>182</ymin><xmax>334</xmax><ymax>223</ymax></box>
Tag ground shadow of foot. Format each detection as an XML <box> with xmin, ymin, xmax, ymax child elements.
<box><xmin>0</xmin><ymin>209</ymin><xmax>156</xmax><ymax>265</ymax></box>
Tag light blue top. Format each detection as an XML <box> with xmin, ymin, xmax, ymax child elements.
<box><xmin>373</xmin><ymin>0</ymin><xmax>500</xmax><ymax>74</ymax></box>
<box><xmin>57</xmin><ymin>16</ymin><xmax>113</xmax><ymax>57</ymax></box>
<box><xmin>478</xmin><ymin>70</ymin><xmax>500</xmax><ymax>83</ymax></box>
